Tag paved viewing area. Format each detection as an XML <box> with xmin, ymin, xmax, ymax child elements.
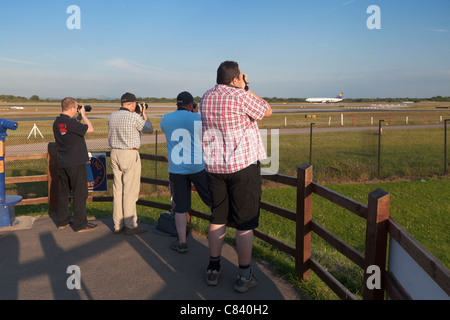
<box><xmin>0</xmin><ymin>216</ymin><xmax>302</xmax><ymax>300</ymax></box>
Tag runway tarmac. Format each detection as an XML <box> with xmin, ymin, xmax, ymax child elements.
<box><xmin>4</xmin><ymin>107</ymin><xmax>449</xmax><ymax>123</ymax></box>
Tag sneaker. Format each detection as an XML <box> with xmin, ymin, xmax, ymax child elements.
<box><xmin>234</xmin><ymin>268</ymin><xmax>258</xmax><ymax>293</ymax></box>
<box><xmin>124</xmin><ymin>226</ymin><xmax>147</xmax><ymax>235</ymax></box>
<box><xmin>170</xmin><ymin>240</ymin><xmax>188</xmax><ymax>253</ymax></box>
<box><xmin>206</xmin><ymin>268</ymin><xmax>222</xmax><ymax>286</ymax></box>
<box><xmin>75</xmin><ymin>223</ymin><xmax>98</xmax><ymax>233</ymax></box>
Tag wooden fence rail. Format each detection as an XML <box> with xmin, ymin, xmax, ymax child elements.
<box><xmin>5</xmin><ymin>143</ymin><xmax>449</xmax><ymax>300</ymax></box>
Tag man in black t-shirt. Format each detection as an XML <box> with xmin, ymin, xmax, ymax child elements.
<box><xmin>53</xmin><ymin>97</ymin><xmax>98</xmax><ymax>232</ymax></box>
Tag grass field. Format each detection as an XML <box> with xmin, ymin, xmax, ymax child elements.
<box><xmin>271</xmin><ymin>127</ymin><xmax>447</xmax><ymax>182</ymax></box>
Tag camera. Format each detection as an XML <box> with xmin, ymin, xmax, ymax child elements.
<box><xmin>192</xmin><ymin>102</ymin><xmax>198</xmax><ymax>113</ymax></box>
<box><xmin>135</xmin><ymin>102</ymin><xmax>148</xmax><ymax>115</ymax></box>
<box><xmin>78</xmin><ymin>105</ymin><xmax>92</xmax><ymax>112</ymax></box>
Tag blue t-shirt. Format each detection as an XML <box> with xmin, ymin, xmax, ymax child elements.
<box><xmin>160</xmin><ymin>110</ymin><xmax>205</xmax><ymax>174</ymax></box>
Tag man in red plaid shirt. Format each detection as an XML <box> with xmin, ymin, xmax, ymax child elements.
<box><xmin>200</xmin><ymin>61</ymin><xmax>272</xmax><ymax>293</ymax></box>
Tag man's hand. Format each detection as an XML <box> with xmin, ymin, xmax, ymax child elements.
<box><xmin>140</xmin><ymin>103</ymin><xmax>148</xmax><ymax>121</ymax></box>
<box><xmin>78</xmin><ymin>105</ymin><xmax>94</xmax><ymax>133</ymax></box>
<box><xmin>78</xmin><ymin>105</ymin><xmax>86</xmax><ymax>117</ymax></box>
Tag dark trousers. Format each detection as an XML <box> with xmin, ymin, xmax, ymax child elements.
<box><xmin>57</xmin><ymin>164</ymin><xmax>88</xmax><ymax>230</ymax></box>
<box><xmin>207</xmin><ymin>162</ymin><xmax>262</xmax><ymax>230</ymax></box>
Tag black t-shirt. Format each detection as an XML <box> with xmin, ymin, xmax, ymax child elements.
<box><xmin>53</xmin><ymin>114</ymin><xmax>89</xmax><ymax>168</ymax></box>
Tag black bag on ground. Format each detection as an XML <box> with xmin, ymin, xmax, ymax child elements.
<box><xmin>154</xmin><ymin>211</ymin><xmax>178</xmax><ymax>237</ymax></box>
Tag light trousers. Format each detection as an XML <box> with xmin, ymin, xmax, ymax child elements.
<box><xmin>111</xmin><ymin>149</ymin><xmax>141</xmax><ymax>230</ymax></box>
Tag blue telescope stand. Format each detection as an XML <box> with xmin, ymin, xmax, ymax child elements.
<box><xmin>0</xmin><ymin>118</ymin><xmax>23</xmax><ymax>228</ymax></box>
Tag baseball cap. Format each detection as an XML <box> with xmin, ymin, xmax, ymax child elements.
<box><xmin>176</xmin><ymin>91</ymin><xmax>194</xmax><ymax>105</ymax></box>
<box><xmin>121</xmin><ymin>92</ymin><xmax>137</xmax><ymax>103</ymax></box>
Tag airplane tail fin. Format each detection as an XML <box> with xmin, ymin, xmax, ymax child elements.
<box><xmin>337</xmin><ymin>92</ymin><xmax>343</xmax><ymax>99</ymax></box>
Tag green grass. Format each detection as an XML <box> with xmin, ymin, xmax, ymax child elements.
<box><xmin>268</xmin><ymin>127</ymin><xmax>447</xmax><ymax>183</ymax></box>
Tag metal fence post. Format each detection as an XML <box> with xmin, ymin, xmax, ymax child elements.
<box><xmin>309</xmin><ymin>123</ymin><xmax>315</xmax><ymax>165</ymax></box>
<box><xmin>155</xmin><ymin>129</ymin><xmax>158</xmax><ymax>192</ymax></box>
<box><xmin>445</xmin><ymin>120</ymin><xmax>449</xmax><ymax>175</ymax></box>
<box><xmin>378</xmin><ymin>120</ymin><xmax>384</xmax><ymax>179</ymax></box>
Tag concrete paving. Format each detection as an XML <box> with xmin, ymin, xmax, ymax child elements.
<box><xmin>0</xmin><ymin>216</ymin><xmax>302</xmax><ymax>300</ymax></box>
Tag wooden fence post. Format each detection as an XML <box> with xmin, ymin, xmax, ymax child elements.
<box><xmin>296</xmin><ymin>164</ymin><xmax>313</xmax><ymax>280</ymax></box>
<box><xmin>47</xmin><ymin>143</ymin><xmax>58</xmax><ymax>215</ymax></box>
<box><xmin>363</xmin><ymin>188</ymin><xmax>390</xmax><ymax>300</ymax></box>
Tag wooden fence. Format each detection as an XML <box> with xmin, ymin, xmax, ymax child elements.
<box><xmin>5</xmin><ymin>142</ymin><xmax>449</xmax><ymax>300</ymax></box>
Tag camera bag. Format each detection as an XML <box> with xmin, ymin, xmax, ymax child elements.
<box><xmin>154</xmin><ymin>211</ymin><xmax>178</xmax><ymax>237</ymax></box>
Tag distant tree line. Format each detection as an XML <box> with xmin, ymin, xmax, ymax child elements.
<box><xmin>1</xmin><ymin>94</ymin><xmax>450</xmax><ymax>104</ymax></box>
<box><xmin>0</xmin><ymin>95</ymin><xmax>198</xmax><ymax>104</ymax></box>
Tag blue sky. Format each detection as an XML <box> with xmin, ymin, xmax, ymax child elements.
<box><xmin>0</xmin><ymin>0</ymin><xmax>449</xmax><ymax>99</ymax></box>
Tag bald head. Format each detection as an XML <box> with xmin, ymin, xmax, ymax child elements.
<box><xmin>61</xmin><ymin>97</ymin><xmax>77</xmax><ymax>112</ymax></box>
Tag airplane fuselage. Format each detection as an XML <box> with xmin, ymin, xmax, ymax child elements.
<box><xmin>305</xmin><ymin>98</ymin><xmax>343</xmax><ymax>103</ymax></box>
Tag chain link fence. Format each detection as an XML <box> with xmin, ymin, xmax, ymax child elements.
<box><xmin>4</xmin><ymin>116</ymin><xmax>450</xmax><ymax>200</ymax></box>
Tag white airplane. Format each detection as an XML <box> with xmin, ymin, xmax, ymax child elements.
<box><xmin>10</xmin><ymin>106</ymin><xmax>24</xmax><ymax>110</ymax></box>
<box><xmin>306</xmin><ymin>92</ymin><xmax>343</xmax><ymax>103</ymax></box>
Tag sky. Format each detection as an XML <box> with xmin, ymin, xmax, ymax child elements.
<box><xmin>0</xmin><ymin>0</ymin><xmax>449</xmax><ymax>99</ymax></box>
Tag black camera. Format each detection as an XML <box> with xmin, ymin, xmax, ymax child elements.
<box><xmin>135</xmin><ymin>102</ymin><xmax>148</xmax><ymax>115</ymax></box>
<box><xmin>78</xmin><ymin>105</ymin><xmax>92</xmax><ymax>112</ymax></box>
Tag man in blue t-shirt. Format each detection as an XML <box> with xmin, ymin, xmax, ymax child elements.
<box><xmin>161</xmin><ymin>91</ymin><xmax>211</xmax><ymax>253</ymax></box>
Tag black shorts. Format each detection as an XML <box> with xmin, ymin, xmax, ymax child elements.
<box><xmin>207</xmin><ymin>162</ymin><xmax>262</xmax><ymax>231</ymax></box>
<box><xmin>169</xmin><ymin>170</ymin><xmax>212</xmax><ymax>213</ymax></box>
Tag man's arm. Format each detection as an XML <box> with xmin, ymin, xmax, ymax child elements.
<box><xmin>140</xmin><ymin>104</ymin><xmax>153</xmax><ymax>133</ymax></box>
<box><xmin>140</xmin><ymin>103</ymin><xmax>148</xmax><ymax>122</ymax></box>
<box><xmin>247</xmin><ymin>90</ymin><xmax>272</xmax><ymax>118</ymax></box>
<box><xmin>242</xmin><ymin>74</ymin><xmax>272</xmax><ymax>118</ymax></box>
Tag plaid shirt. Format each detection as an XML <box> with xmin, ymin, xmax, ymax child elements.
<box><xmin>200</xmin><ymin>84</ymin><xmax>269</xmax><ymax>174</ymax></box>
<box><xmin>108</xmin><ymin>108</ymin><xmax>153</xmax><ymax>149</ymax></box>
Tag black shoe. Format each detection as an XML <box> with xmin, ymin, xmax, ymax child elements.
<box><xmin>170</xmin><ymin>240</ymin><xmax>188</xmax><ymax>253</ymax></box>
<box><xmin>75</xmin><ymin>223</ymin><xmax>98</xmax><ymax>233</ymax></box>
